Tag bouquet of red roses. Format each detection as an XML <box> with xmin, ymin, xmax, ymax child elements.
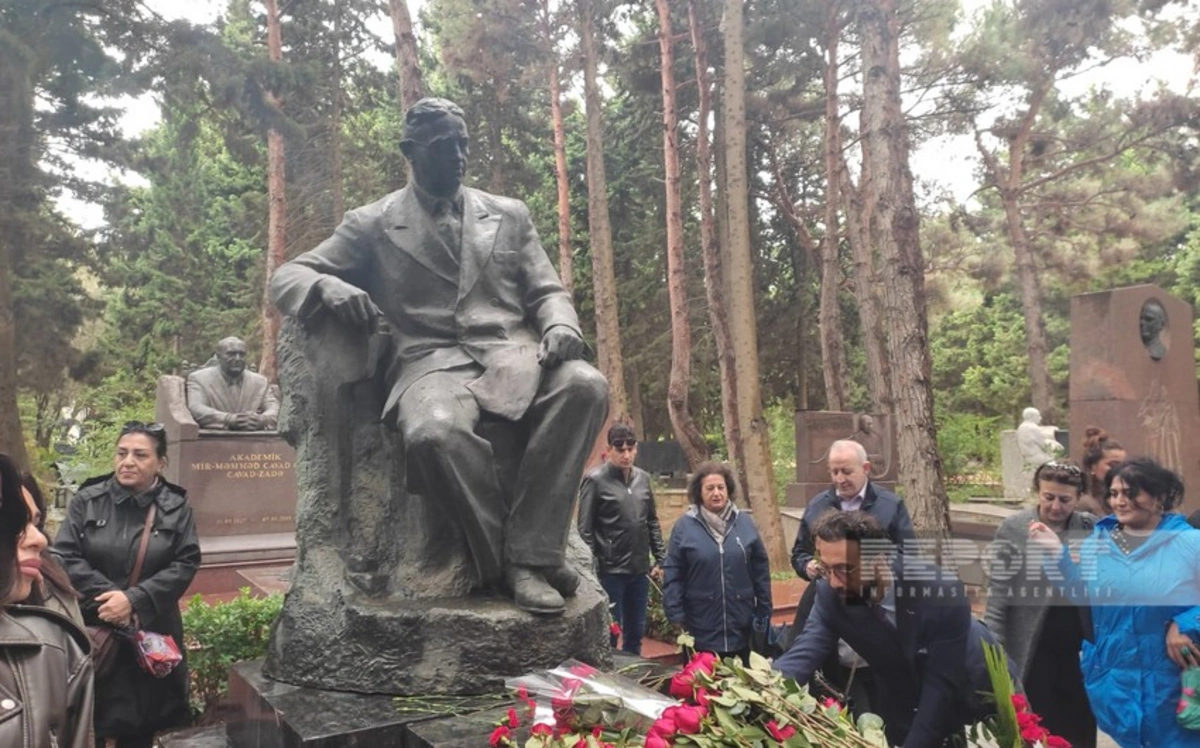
<box><xmin>505</xmin><ymin>659</ymin><xmax>675</xmax><ymax>736</ymax></box>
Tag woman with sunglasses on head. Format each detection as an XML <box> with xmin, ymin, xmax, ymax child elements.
<box><xmin>52</xmin><ymin>422</ymin><xmax>201</xmax><ymax>748</ymax></box>
<box><xmin>0</xmin><ymin>452</ymin><xmax>95</xmax><ymax>748</ymax></box>
<box><xmin>984</xmin><ymin>460</ymin><xmax>1096</xmax><ymax>748</ymax></box>
<box><xmin>1030</xmin><ymin>457</ymin><xmax>1200</xmax><ymax>748</ymax></box>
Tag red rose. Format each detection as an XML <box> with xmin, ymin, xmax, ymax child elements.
<box><xmin>573</xmin><ymin>739</ymin><xmax>587</xmax><ymax>748</ymax></box>
<box><xmin>610</xmin><ymin>621</ymin><xmax>622</xmax><ymax>636</ymax></box>
<box><xmin>669</xmin><ymin>672</ymin><xmax>695</xmax><ymax>699</ymax></box>
<box><xmin>1016</xmin><ymin>711</ymin><xmax>1041</xmax><ymax>730</ymax></box>
<box><xmin>569</xmin><ymin>663</ymin><xmax>599</xmax><ymax>677</ymax></box>
<box><xmin>489</xmin><ymin>725</ymin><xmax>512</xmax><ymax>748</ymax></box>
<box><xmin>1046</xmin><ymin>736</ymin><xmax>1072</xmax><ymax>748</ymax></box>
<box><xmin>531</xmin><ymin>724</ymin><xmax>554</xmax><ymax>737</ymax></box>
<box><xmin>506</xmin><ymin>708</ymin><xmax>519</xmax><ymax>728</ymax></box>
<box><xmin>1011</xmin><ymin>694</ymin><xmax>1030</xmax><ymax>713</ymax></box>
<box><xmin>650</xmin><ymin>713</ymin><xmax>679</xmax><ymax>737</ymax></box>
<box><xmin>822</xmin><ymin>697</ymin><xmax>841</xmax><ymax>710</ymax></box>
<box><xmin>670</xmin><ymin>705</ymin><xmax>707</xmax><ymax>734</ymax></box>
<box><xmin>694</xmin><ymin>688</ymin><xmax>712</xmax><ymax>707</ymax></box>
<box><xmin>1020</xmin><ymin>725</ymin><xmax>1049</xmax><ymax>744</ymax></box>
<box><xmin>644</xmin><ymin>733</ymin><xmax>671</xmax><ymax>748</ymax></box>
<box><xmin>766</xmin><ymin>720</ymin><xmax>797</xmax><ymax>741</ymax></box>
<box><xmin>687</xmin><ymin>652</ymin><xmax>718</xmax><ymax>675</ymax></box>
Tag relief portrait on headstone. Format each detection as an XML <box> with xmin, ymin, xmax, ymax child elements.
<box><xmin>186</xmin><ymin>336</ymin><xmax>279</xmax><ymax>430</ymax></box>
<box><xmin>850</xmin><ymin>413</ymin><xmax>890</xmax><ymax>478</ymax></box>
<box><xmin>269</xmin><ymin>97</ymin><xmax>610</xmax><ymax>616</ymax></box>
<box><xmin>1140</xmin><ymin>298</ymin><xmax>1169</xmax><ymax>361</ymax></box>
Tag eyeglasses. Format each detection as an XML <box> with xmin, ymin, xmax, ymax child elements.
<box><xmin>121</xmin><ymin>421</ymin><xmax>165</xmax><ymax>436</ymax></box>
<box><xmin>610</xmin><ymin>439</ymin><xmax>637</xmax><ymax>450</ymax></box>
<box><xmin>826</xmin><ymin>564</ymin><xmax>859</xmax><ymax>580</ymax></box>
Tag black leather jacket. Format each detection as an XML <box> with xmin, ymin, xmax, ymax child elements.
<box><xmin>577</xmin><ymin>463</ymin><xmax>666</xmax><ymax>575</ymax></box>
<box><xmin>0</xmin><ymin>605</ymin><xmax>94</xmax><ymax>748</ymax></box>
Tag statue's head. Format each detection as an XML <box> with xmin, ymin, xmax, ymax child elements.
<box><xmin>858</xmin><ymin>414</ymin><xmax>875</xmax><ymax>434</ymax></box>
<box><xmin>1139</xmin><ymin>299</ymin><xmax>1167</xmax><ymax>347</ymax></box>
<box><xmin>216</xmin><ymin>337</ymin><xmax>248</xmax><ymax>379</ymax></box>
<box><xmin>1022</xmin><ymin>407</ymin><xmax>1041</xmax><ymax>425</ymax></box>
<box><xmin>400</xmin><ymin>98</ymin><xmax>469</xmax><ymax>198</ymax></box>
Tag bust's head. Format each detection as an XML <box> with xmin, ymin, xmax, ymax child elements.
<box><xmin>216</xmin><ymin>337</ymin><xmax>248</xmax><ymax>379</ymax></box>
<box><xmin>400</xmin><ymin>98</ymin><xmax>469</xmax><ymax>198</ymax></box>
<box><xmin>1140</xmin><ymin>299</ymin><xmax>1168</xmax><ymax>360</ymax></box>
<box><xmin>857</xmin><ymin>414</ymin><xmax>876</xmax><ymax>434</ymax></box>
<box><xmin>1022</xmin><ymin>407</ymin><xmax>1041</xmax><ymax>425</ymax></box>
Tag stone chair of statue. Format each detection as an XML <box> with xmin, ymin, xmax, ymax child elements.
<box><xmin>262</xmin><ymin>315</ymin><xmax>608</xmax><ymax>695</ymax></box>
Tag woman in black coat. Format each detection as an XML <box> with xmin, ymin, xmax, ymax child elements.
<box><xmin>53</xmin><ymin>422</ymin><xmax>201</xmax><ymax>748</ymax></box>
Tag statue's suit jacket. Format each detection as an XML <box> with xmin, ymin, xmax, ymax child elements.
<box><xmin>186</xmin><ymin>367</ymin><xmax>279</xmax><ymax>429</ymax></box>
<box><xmin>269</xmin><ymin>186</ymin><xmax>582</xmax><ymax>421</ymax></box>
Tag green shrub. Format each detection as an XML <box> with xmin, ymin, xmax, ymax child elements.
<box><xmin>644</xmin><ymin>579</ymin><xmax>681</xmax><ymax>644</ymax></box>
<box><xmin>183</xmin><ymin>589</ymin><xmax>283</xmax><ymax>717</ymax></box>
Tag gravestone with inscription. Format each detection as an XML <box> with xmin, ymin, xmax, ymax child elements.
<box><xmin>785</xmin><ymin>411</ymin><xmax>898</xmax><ymax>507</ymax></box>
<box><xmin>157</xmin><ymin>376</ymin><xmax>297</xmax><ymax>565</ymax></box>
<box><xmin>1069</xmin><ymin>284</ymin><xmax>1200</xmax><ymax>515</ymax></box>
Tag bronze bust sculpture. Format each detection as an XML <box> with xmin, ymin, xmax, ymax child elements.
<box><xmin>186</xmin><ymin>337</ymin><xmax>279</xmax><ymax>430</ymax></box>
<box><xmin>1140</xmin><ymin>299</ymin><xmax>1168</xmax><ymax>361</ymax></box>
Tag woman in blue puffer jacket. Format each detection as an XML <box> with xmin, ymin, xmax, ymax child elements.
<box><xmin>663</xmin><ymin>462</ymin><xmax>772</xmax><ymax>661</ymax></box>
<box><xmin>1029</xmin><ymin>457</ymin><xmax>1200</xmax><ymax>747</ymax></box>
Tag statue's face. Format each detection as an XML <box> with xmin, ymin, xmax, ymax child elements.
<box><xmin>217</xmin><ymin>340</ymin><xmax>248</xmax><ymax>378</ymax></box>
<box><xmin>1140</xmin><ymin>301</ymin><xmax>1166</xmax><ymax>344</ymax></box>
<box><xmin>404</xmin><ymin>115</ymin><xmax>469</xmax><ymax>197</ymax></box>
<box><xmin>859</xmin><ymin>415</ymin><xmax>875</xmax><ymax>433</ymax></box>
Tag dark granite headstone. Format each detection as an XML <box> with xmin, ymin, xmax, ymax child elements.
<box><xmin>635</xmin><ymin>440</ymin><xmax>690</xmax><ymax>478</ymax></box>
<box><xmin>1069</xmin><ymin>285</ymin><xmax>1200</xmax><ymax>514</ymax></box>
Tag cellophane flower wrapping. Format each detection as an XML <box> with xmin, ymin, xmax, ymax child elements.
<box><xmin>131</xmin><ymin>629</ymin><xmax>183</xmax><ymax>678</ymax></box>
<box><xmin>505</xmin><ymin>659</ymin><xmax>675</xmax><ymax>733</ymax></box>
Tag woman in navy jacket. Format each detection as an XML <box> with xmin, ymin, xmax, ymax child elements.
<box><xmin>663</xmin><ymin>462</ymin><xmax>772</xmax><ymax>660</ymax></box>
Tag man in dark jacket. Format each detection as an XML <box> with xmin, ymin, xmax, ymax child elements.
<box><xmin>788</xmin><ymin>440</ymin><xmax>916</xmax><ymax>707</ymax></box>
<box><xmin>578</xmin><ymin>425</ymin><xmax>666</xmax><ymax>655</ymax></box>
<box><xmin>775</xmin><ymin>511</ymin><xmax>1005</xmax><ymax>748</ymax></box>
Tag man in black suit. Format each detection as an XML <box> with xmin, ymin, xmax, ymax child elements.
<box><xmin>775</xmin><ymin>511</ymin><xmax>1005</xmax><ymax>748</ymax></box>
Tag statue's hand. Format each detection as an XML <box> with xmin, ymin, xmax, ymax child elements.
<box><xmin>318</xmin><ymin>276</ymin><xmax>382</xmax><ymax>328</ymax></box>
<box><xmin>537</xmin><ymin>326</ymin><xmax>585</xmax><ymax>368</ymax></box>
<box><xmin>229</xmin><ymin>413</ymin><xmax>255</xmax><ymax>431</ymax></box>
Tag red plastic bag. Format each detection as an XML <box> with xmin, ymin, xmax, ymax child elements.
<box><xmin>131</xmin><ymin>629</ymin><xmax>182</xmax><ymax>678</ymax></box>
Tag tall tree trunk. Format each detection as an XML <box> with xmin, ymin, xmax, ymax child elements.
<box><xmin>720</xmin><ymin>0</ymin><xmax>788</xmax><ymax>570</ymax></box>
<box><xmin>818</xmin><ymin>0</ymin><xmax>847</xmax><ymax>412</ymax></box>
<box><xmin>330</xmin><ymin>0</ymin><xmax>344</xmax><ymax>220</ymax></box>
<box><xmin>689</xmin><ymin>0</ymin><xmax>743</xmax><ymax>477</ymax></box>
<box><xmin>260</xmin><ymin>0</ymin><xmax>286</xmax><ymax>382</ymax></box>
<box><xmin>838</xmin><ymin>153</ymin><xmax>892</xmax><ymax>411</ymax></box>
<box><xmin>541</xmin><ymin>0</ymin><xmax>573</xmax><ymax>297</ymax></box>
<box><xmin>0</xmin><ymin>48</ymin><xmax>31</xmax><ymax>469</ymax></box>
<box><xmin>578</xmin><ymin>0</ymin><xmax>630</xmax><ymax>424</ymax></box>
<box><xmin>1002</xmin><ymin>191</ymin><xmax>1055</xmax><ymax>421</ymax></box>
<box><xmin>974</xmin><ymin>81</ymin><xmax>1056</xmax><ymax>422</ymax></box>
<box><xmin>858</xmin><ymin>0</ymin><xmax>949</xmax><ymax>535</ymax></box>
<box><xmin>656</xmin><ymin>0</ymin><xmax>709</xmax><ymax>468</ymax></box>
<box><xmin>388</xmin><ymin>0</ymin><xmax>426</xmax><ymax>110</ymax></box>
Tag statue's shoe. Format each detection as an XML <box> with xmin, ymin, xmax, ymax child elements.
<box><xmin>542</xmin><ymin>564</ymin><xmax>581</xmax><ymax>598</ymax></box>
<box><xmin>507</xmin><ymin>566</ymin><xmax>565</xmax><ymax>616</ymax></box>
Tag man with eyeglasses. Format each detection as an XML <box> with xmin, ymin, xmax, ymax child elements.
<box><xmin>577</xmin><ymin>425</ymin><xmax>666</xmax><ymax>655</ymax></box>
<box><xmin>775</xmin><ymin>511</ymin><xmax>1009</xmax><ymax>748</ymax></box>
<box><xmin>787</xmin><ymin>440</ymin><xmax>915</xmax><ymax>707</ymax></box>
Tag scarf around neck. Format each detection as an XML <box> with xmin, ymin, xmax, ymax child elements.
<box><xmin>699</xmin><ymin>503</ymin><xmax>736</xmax><ymax>540</ymax></box>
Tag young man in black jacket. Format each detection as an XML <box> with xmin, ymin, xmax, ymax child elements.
<box><xmin>577</xmin><ymin>425</ymin><xmax>666</xmax><ymax>655</ymax></box>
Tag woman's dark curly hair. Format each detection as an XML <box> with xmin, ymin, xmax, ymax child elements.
<box><xmin>0</xmin><ymin>454</ymin><xmax>27</xmax><ymax>604</ymax></box>
<box><xmin>687</xmin><ymin>462</ymin><xmax>737</xmax><ymax>507</ymax></box>
<box><xmin>1107</xmin><ymin>457</ymin><xmax>1185</xmax><ymax>512</ymax></box>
